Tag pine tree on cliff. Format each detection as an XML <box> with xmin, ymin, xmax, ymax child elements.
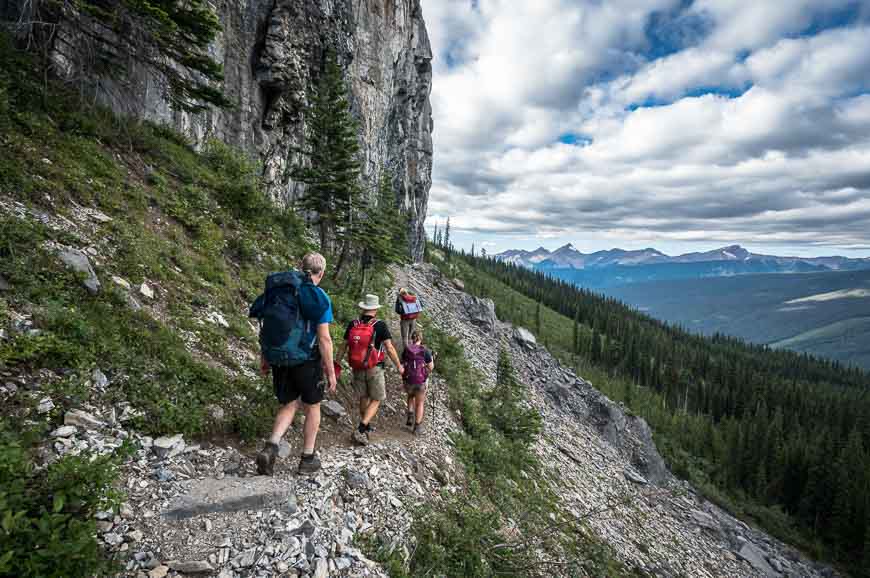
<box><xmin>294</xmin><ymin>49</ymin><xmax>363</xmax><ymax>259</ymax></box>
<box><xmin>354</xmin><ymin>171</ymin><xmax>408</xmax><ymax>289</ymax></box>
<box><xmin>15</xmin><ymin>0</ymin><xmax>230</xmax><ymax>111</ymax></box>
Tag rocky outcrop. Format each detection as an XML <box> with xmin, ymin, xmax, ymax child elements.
<box><xmin>7</xmin><ymin>0</ymin><xmax>433</xmax><ymax>260</ymax></box>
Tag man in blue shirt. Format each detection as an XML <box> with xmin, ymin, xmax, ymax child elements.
<box><xmin>257</xmin><ymin>252</ymin><xmax>337</xmax><ymax>475</ymax></box>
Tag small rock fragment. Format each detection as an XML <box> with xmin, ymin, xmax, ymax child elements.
<box><xmin>37</xmin><ymin>397</ymin><xmax>55</xmax><ymax>414</ymax></box>
<box><xmin>148</xmin><ymin>566</ymin><xmax>169</xmax><ymax>578</ymax></box>
<box><xmin>64</xmin><ymin>409</ymin><xmax>104</xmax><ymax>429</ymax></box>
<box><xmin>139</xmin><ymin>282</ymin><xmax>155</xmax><ymax>299</ymax></box>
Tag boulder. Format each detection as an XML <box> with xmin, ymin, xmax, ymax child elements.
<box><xmin>51</xmin><ymin>425</ymin><xmax>77</xmax><ymax>438</ymax></box>
<box><xmin>56</xmin><ymin>247</ymin><xmax>100</xmax><ymax>294</ymax></box>
<box><xmin>623</xmin><ymin>468</ymin><xmax>648</xmax><ymax>485</ymax></box>
<box><xmin>451</xmin><ymin>278</ymin><xmax>465</xmax><ymax>291</ymax></box>
<box><xmin>168</xmin><ymin>560</ymin><xmax>214</xmax><ymax>574</ymax></box>
<box><xmin>162</xmin><ymin>476</ymin><xmax>296</xmax><ymax>519</ymax></box>
<box><xmin>513</xmin><ymin>327</ymin><xmax>537</xmax><ymax>348</ymax></box>
<box><xmin>546</xmin><ymin>381</ymin><xmax>574</xmax><ymax>404</ymax></box>
<box><xmin>463</xmin><ymin>295</ymin><xmax>496</xmax><ymax>332</ymax></box>
<box><xmin>322</xmin><ymin>400</ymin><xmax>347</xmax><ymax>418</ymax></box>
<box><xmin>737</xmin><ymin>543</ymin><xmax>781</xmax><ymax>577</ymax></box>
<box><xmin>152</xmin><ymin>434</ymin><xmax>185</xmax><ymax>459</ymax></box>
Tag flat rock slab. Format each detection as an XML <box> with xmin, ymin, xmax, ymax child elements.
<box><xmin>162</xmin><ymin>476</ymin><xmax>295</xmax><ymax>520</ymax></box>
<box><xmin>737</xmin><ymin>542</ymin><xmax>781</xmax><ymax>577</ymax></box>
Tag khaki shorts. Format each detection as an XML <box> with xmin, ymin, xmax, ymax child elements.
<box><xmin>352</xmin><ymin>366</ymin><xmax>386</xmax><ymax>401</ymax></box>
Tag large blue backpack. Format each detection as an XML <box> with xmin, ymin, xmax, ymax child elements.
<box><xmin>249</xmin><ymin>271</ymin><xmax>329</xmax><ymax>367</ymax></box>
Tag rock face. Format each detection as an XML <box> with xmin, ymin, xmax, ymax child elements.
<box><xmin>25</xmin><ymin>0</ymin><xmax>433</xmax><ymax>260</ymax></box>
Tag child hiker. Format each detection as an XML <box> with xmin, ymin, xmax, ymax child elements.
<box><xmin>402</xmin><ymin>330</ymin><xmax>435</xmax><ymax>434</ymax></box>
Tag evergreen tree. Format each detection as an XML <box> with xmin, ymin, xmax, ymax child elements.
<box><xmin>443</xmin><ymin>217</ymin><xmax>450</xmax><ymax>254</ymax></box>
<box><xmin>293</xmin><ymin>49</ymin><xmax>362</xmax><ymax>258</ymax></box>
<box><xmin>353</xmin><ymin>170</ymin><xmax>408</xmax><ymax>276</ymax></box>
<box><xmin>14</xmin><ymin>0</ymin><xmax>230</xmax><ymax>111</ymax></box>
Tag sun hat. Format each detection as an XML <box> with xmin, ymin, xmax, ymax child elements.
<box><xmin>358</xmin><ymin>294</ymin><xmax>382</xmax><ymax>310</ymax></box>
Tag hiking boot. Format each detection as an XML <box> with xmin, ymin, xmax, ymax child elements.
<box><xmin>256</xmin><ymin>442</ymin><xmax>279</xmax><ymax>476</ymax></box>
<box><xmin>413</xmin><ymin>422</ymin><xmax>425</xmax><ymax>436</ymax></box>
<box><xmin>351</xmin><ymin>429</ymin><xmax>369</xmax><ymax>446</ymax></box>
<box><xmin>405</xmin><ymin>410</ymin><xmax>414</xmax><ymax>427</ymax></box>
<box><xmin>297</xmin><ymin>453</ymin><xmax>321</xmax><ymax>475</ymax></box>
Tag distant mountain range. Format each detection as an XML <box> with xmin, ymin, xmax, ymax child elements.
<box><xmin>494</xmin><ymin>244</ymin><xmax>870</xmax><ymax>289</ymax></box>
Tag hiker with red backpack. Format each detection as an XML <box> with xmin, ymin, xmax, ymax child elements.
<box><xmin>249</xmin><ymin>253</ymin><xmax>336</xmax><ymax>476</ymax></box>
<box><xmin>395</xmin><ymin>288</ymin><xmax>422</xmax><ymax>348</ymax></box>
<box><xmin>335</xmin><ymin>294</ymin><xmax>404</xmax><ymax>445</ymax></box>
<box><xmin>402</xmin><ymin>330</ymin><xmax>435</xmax><ymax>434</ymax></box>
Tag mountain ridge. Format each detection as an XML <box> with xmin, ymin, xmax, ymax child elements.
<box><xmin>496</xmin><ymin>243</ymin><xmax>870</xmax><ymax>272</ymax></box>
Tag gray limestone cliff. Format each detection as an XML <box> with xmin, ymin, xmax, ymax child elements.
<box><xmin>4</xmin><ymin>0</ymin><xmax>433</xmax><ymax>260</ymax></box>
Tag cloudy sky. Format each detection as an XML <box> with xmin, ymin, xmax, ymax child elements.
<box><xmin>422</xmin><ymin>0</ymin><xmax>870</xmax><ymax>257</ymax></box>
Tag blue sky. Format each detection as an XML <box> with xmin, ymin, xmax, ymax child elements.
<box><xmin>422</xmin><ymin>0</ymin><xmax>870</xmax><ymax>257</ymax></box>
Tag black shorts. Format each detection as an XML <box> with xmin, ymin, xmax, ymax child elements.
<box><xmin>272</xmin><ymin>360</ymin><xmax>323</xmax><ymax>405</ymax></box>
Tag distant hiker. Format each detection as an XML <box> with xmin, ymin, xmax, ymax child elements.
<box><xmin>402</xmin><ymin>330</ymin><xmax>435</xmax><ymax>434</ymax></box>
<box><xmin>249</xmin><ymin>252</ymin><xmax>336</xmax><ymax>476</ymax></box>
<box><xmin>395</xmin><ymin>288</ymin><xmax>422</xmax><ymax>348</ymax></box>
<box><xmin>336</xmin><ymin>294</ymin><xmax>404</xmax><ymax>446</ymax></box>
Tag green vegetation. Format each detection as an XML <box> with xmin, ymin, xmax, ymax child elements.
<box><xmin>293</xmin><ymin>49</ymin><xmax>409</xmax><ymax>281</ymax></box>
<box><xmin>431</xmin><ymin>239</ymin><xmax>870</xmax><ymax>575</ymax></box>
<box><xmin>12</xmin><ymin>0</ymin><xmax>229</xmax><ymax>111</ymax></box>
<box><xmin>0</xmin><ymin>426</ymin><xmax>126</xmax><ymax>578</ymax></box>
<box><xmin>0</xmin><ymin>31</ymin><xmax>410</xmax><ymax>576</ymax></box>
<box><xmin>366</xmin><ymin>326</ymin><xmax>628</xmax><ymax>576</ymax></box>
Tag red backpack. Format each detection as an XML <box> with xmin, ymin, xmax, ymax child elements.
<box><xmin>348</xmin><ymin>319</ymin><xmax>384</xmax><ymax>370</ymax></box>
<box><xmin>399</xmin><ymin>293</ymin><xmax>422</xmax><ymax>320</ymax></box>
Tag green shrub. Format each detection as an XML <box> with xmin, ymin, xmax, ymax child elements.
<box><xmin>0</xmin><ymin>426</ymin><xmax>123</xmax><ymax>577</ymax></box>
<box><xmin>202</xmin><ymin>139</ymin><xmax>269</xmax><ymax>222</ymax></box>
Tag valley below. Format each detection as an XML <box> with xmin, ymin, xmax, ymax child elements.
<box><xmin>603</xmin><ymin>269</ymin><xmax>870</xmax><ymax>370</ymax></box>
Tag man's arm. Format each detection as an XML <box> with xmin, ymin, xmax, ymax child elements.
<box><xmin>317</xmin><ymin>323</ymin><xmax>336</xmax><ymax>393</ymax></box>
<box><xmin>384</xmin><ymin>339</ymin><xmax>404</xmax><ymax>374</ymax></box>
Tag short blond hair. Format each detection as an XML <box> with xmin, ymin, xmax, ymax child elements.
<box><xmin>301</xmin><ymin>252</ymin><xmax>326</xmax><ymax>275</ymax></box>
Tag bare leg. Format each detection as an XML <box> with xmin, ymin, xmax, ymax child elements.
<box><xmin>359</xmin><ymin>397</ymin><xmax>370</xmax><ymax>420</ymax></box>
<box><xmin>301</xmin><ymin>403</ymin><xmax>321</xmax><ymax>454</ymax></box>
<box><xmin>362</xmin><ymin>399</ymin><xmax>381</xmax><ymax>425</ymax></box>
<box><xmin>269</xmin><ymin>399</ymin><xmax>299</xmax><ymax>445</ymax></box>
<box><xmin>414</xmin><ymin>391</ymin><xmax>426</xmax><ymax>424</ymax></box>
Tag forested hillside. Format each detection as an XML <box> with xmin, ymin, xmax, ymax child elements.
<box><xmin>433</xmin><ymin>241</ymin><xmax>870</xmax><ymax>575</ymax></box>
<box><xmin>604</xmin><ymin>269</ymin><xmax>870</xmax><ymax>370</ymax></box>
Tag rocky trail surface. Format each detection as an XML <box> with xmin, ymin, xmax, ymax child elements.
<box><xmin>17</xmin><ymin>262</ymin><xmax>839</xmax><ymax>577</ymax></box>
<box><xmin>31</xmin><ymin>279</ymin><xmax>462</xmax><ymax>578</ymax></box>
